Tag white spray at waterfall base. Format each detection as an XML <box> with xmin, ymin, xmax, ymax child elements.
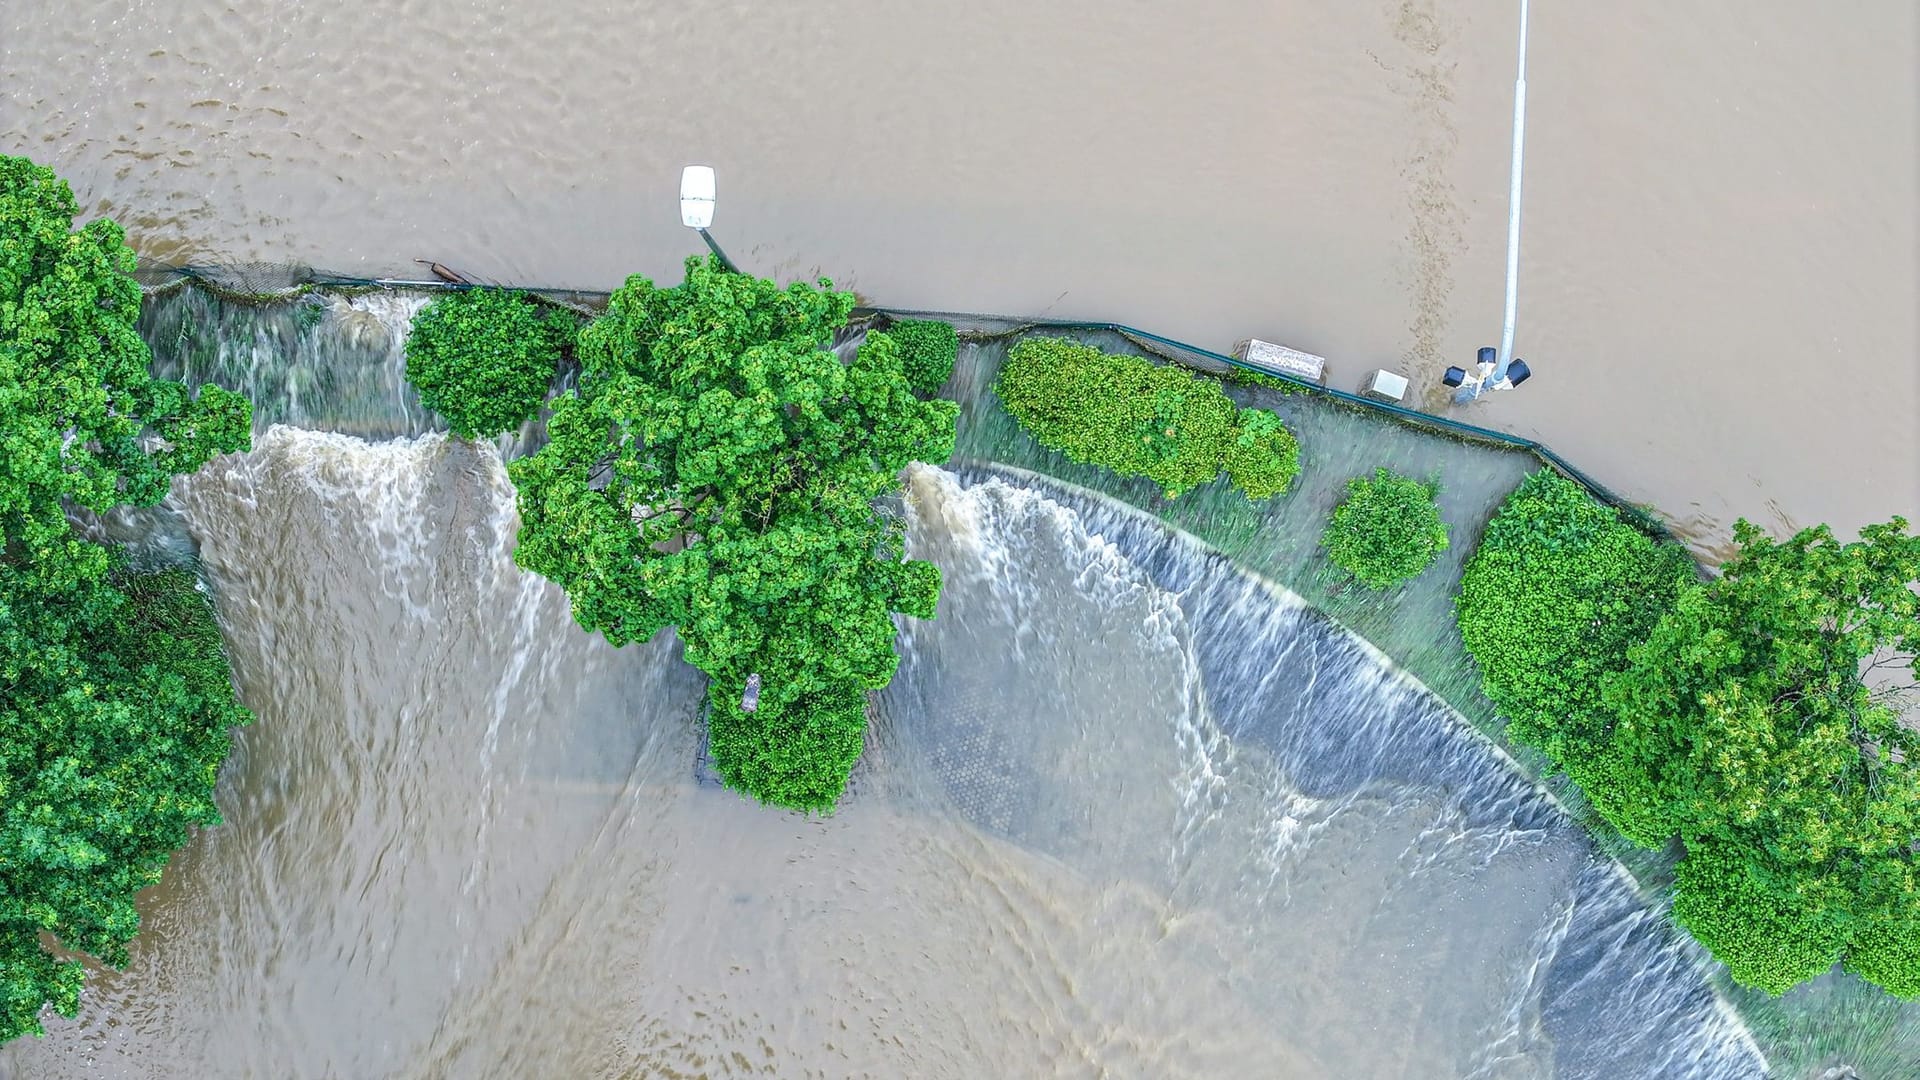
<box><xmin>897</xmin><ymin>462</ymin><xmax>1767</xmax><ymax>1078</ymax></box>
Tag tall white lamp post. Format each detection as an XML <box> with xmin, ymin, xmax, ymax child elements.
<box><xmin>1450</xmin><ymin>0</ymin><xmax>1536</xmax><ymax>403</ymax></box>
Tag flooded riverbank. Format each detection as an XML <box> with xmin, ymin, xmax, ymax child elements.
<box><xmin>0</xmin><ymin>430</ymin><xmax>1764</xmax><ymax>1078</ymax></box>
<box><xmin>4</xmin><ymin>0</ymin><xmax>1913</xmax><ymax>550</ymax></box>
<box><xmin>4</xmin><ymin>2</ymin><xmax>1916</xmax><ymax>1072</ymax></box>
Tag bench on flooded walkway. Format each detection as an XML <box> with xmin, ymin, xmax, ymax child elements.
<box><xmin>1233</xmin><ymin>338</ymin><xmax>1327</xmax><ymax>385</ymax></box>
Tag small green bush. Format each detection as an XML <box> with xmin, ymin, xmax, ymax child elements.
<box><xmin>404</xmin><ymin>290</ymin><xmax>573</xmax><ymax>439</ymax></box>
<box><xmin>884</xmin><ymin>319</ymin><xmax>958</xmax><ymax>397</ymax></box>
<box><xmin>1322</xmin><ymin>468</ymin><xmax>1448</xmax><ymax>588</ymax></box>
<box><xmin>996</xmin><ymin>337</ymin><xmax>1300</xmax><ymax>500</ymax></box>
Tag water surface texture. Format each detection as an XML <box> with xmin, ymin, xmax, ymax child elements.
<box><xmin>4</xmin><ymin>0</ymin><xmax>1915</xmax><ymax>546</ymax></box>
<box><xmin>0</xmin><ymin>439</ymin><xmax>1763</xmax><ymax>1078</ymax></box>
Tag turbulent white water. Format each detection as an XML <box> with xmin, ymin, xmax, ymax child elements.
<box><xmin>3</xmin><ymin>432</ymin><xmax>1765</xmax><ymax>1078</ymax></box>
<box><xmin>894</xmin><ymin>464</ymin><xmax>1767</xmax><ymax>1078</ymax></box>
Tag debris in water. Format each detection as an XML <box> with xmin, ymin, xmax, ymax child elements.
<box><xmin>414</xmin><ymin>259</ymin><xmax>471</xmax><ymax>285</ymax></box>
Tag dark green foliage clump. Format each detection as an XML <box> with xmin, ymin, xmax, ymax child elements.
<box><xmin>509</xmin><ymin>257</ymin><xmax>956</xmax><ymax>813</ymax></box>
<box><xmin>0</xmin><ymin>155</ymin><xmax>251</xmax><ymax>589</ymax></box>
<box><xmin>1322</xmin><ymin>468</ymin><xmax>1449</xmax><ymax>589</ymax></box>
<box><xmin>1459</xmin><ymin>468</ymin><xmax>1920</xmax><ymax>998</ymax></box>
<box><xmin>882</xmin><ymin>318</ymin><xmax>958</xmax><ymax>397</ymax></box>
<box><xmin>404</xmin><ymin>289</ymin><xmax>573</xmax><ymax>440</ymax></box>
<box><xmin>1455</xmin><ymin>470</ymin><xmax>1695</xmax><ymax>768</ymax></box>
<box><xmin>2</xmin><ymin>154</ymin><xmax>252</xmax><ymax>1042</ymax></box>
<box><xmin>995</xmin><ymin>337</ymin><xmax>1300</xmax><ymax>501</ymax></box>
<box><xmin>1</xmin><ymin>567</ymin><xmax>250</xmax><ymax>1040</ymax></box>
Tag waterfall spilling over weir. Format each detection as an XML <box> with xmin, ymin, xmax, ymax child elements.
<box><xmin>8</xmin><ymin>433</ymin><xmax>1768</xmax><ymax>1078</ymax></box>
<box><xmin>142</xmin><ymin>284</ymin><xmax>436</xmax><ymax>438</ymax></box>
<box><xmin>0</xmin><ymin>281</ymin><xmax>1823</xmax><ymax>1077</ymax></box>
<box><xmin>888</xmin><ymin>466</ymin><xmax>1765</xmax><ymax>1079</ymax></box>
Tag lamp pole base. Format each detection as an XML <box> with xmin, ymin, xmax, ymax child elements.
<box><xmin>697</xmin><ymin>229</ymin><xmax>739</xmax><ymax>274</ymax></box>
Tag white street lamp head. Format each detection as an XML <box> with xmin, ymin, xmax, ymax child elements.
<box><xmin>679</xmin><ymin>165</ymin><xmax>716</xmax><ymax>229</ymax></box>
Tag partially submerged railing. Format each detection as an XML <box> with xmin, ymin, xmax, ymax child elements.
<box><xmin>133</xmin><ymin>261</ymin><xmax>1671</xmax><ymax>541</ymax></box>
<box><xmin>869</xmin><ymin>305</ymin><xmax>1669</xmax><ymax>542</ymax></box>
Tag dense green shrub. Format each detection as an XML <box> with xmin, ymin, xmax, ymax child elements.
<box><xmin>404</xmin><ymin>289</ymin><xmax>573</xmax><ymax>439</ymax></box>
<box><xmin>996</xmin><ymin>337</ymin><xmax>1300</xmax><ymax>500</ymax></box>
<box><xmin>882</xmin><ymin>319</ymin><xmax>958</xmax><ymax>397</ymax></box>
<box><xmin>510</xmin><ymin>257</ymin><xmax>956</xmax><ymax>813</ymax></box>
<box><xmin>2</xmin><ymin>154</ymin><xmax>253</xmax><ymax>1042</ymax></box>
<box><xmin>1460</xmin><ymin>466</ymin><xmax>1920</xmax><ymax>997</ymax></box>
<box><xmin>1322</xmin><ymin>468</ymin><xmax>1448</xmax><ymax>589</ymax></box>
<box><xmin>1455</xmin><ymin>470</ymin><xmax>1695</xmax><ymax>768</ymax></box>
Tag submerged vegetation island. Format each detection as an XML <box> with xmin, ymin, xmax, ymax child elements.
<box><xmin>1</xmin><ymin>155</ymin><xmax>253</xmax><ymax>1040</ymax></box>
<box><xmin>996</xmin><ymin>336</ymin><xmax>1301</xmax><ymax>501</ymax></box>
<box><xmin>3</xmin><ymin>149</ymin><xmax>1917</xmax><ymax>1072</ymax></box>
<box><xmin>409</xmin><ymin>256</ymin><xmax>959</xmax><ymax>812</ymax></box>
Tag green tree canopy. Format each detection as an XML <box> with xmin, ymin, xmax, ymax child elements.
<box><xmin>2</xmin><ymin>154</ymin><xmax>253</xmax><ymax>1041</ymax></box>
<box><xmin>1460</xmin><ymin>469</ymin><xmax>1920</xmax><ymax>997</ymax></box>
<box><xmin>1322</xmin><ymin>468</ymin><xmax>1449</xmax><ymax>589</ymax></box>
<box><xmin>403</xmin><ymin>289</ymin><xmax>575</xmax><ymax>440</ymax></box>
<box><xmin>508</xmin><ymin>257</ymin><xmax>956</xmax><ymax>812</ymax></box>
<box><xmin>1605</xmin><ymin>519</ymin><xmax>1920</xmax><ymax>995</ymax></box>
<box><xmin>2</xmin><ymin>568</ymin><xmax>250</xmax><ymax>1040</ymax></box>
<box><xmin>1</xmin><ymin>156</ymin><xmax>250</xmax><ymax>594</ymax></box>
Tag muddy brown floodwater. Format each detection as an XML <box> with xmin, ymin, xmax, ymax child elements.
<box><xmin>0</xmin><ymin>437</ymin><xmax>1768</xmax><ymax>1077</ymax></box>
<box><xmin>2</xmin><ymin>0</ymin><xmax>1913</xmax><ymax>546</ymax></box>
<box><xmin>0</xmin><ymin>2</ymin><xmax>1915</xmax><ymax>1077</ymax></box>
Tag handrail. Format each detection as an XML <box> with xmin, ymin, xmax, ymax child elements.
<box><xmin>132</xmin><ymin>264</ymin><xmax>1671</xmax><ymax>541</ymax></box>
<box><xmin>864</xmin><ymin>304</ymin><xmax>1668</xmax><ymax>539</ymax></box>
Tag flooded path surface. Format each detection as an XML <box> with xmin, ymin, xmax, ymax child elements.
<box><xmin>1</xmin><ymin>3</ymin><xmax>1913</xmax><ymax>1074</ymax></box>
<box><xmin>3</xmin><ymin>0</ymin><xmax>1915</xmax><ymax>546</ymax></box>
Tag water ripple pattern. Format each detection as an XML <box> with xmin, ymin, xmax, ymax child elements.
<box><xmin>5</xmin><ymin>446</ymin><xmax>1767</xmax><ymax>1078</ymax></box>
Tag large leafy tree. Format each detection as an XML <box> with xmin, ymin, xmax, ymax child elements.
<box><xmin>509</xmin><ymin>257</ymin><xmax>956</xmax><ymax>812</ymax></box>
<box><xmin>1461</xmin><ymin>472</ymin><xmax>1920</xmax><ymax>997</ymax></box>
<box><xmin>2</xmin><ymin>155</ymin><xmax>252</xmax><ymax>1041</ymax></box>
<box><xmin>1</xmin><ymin>156</ymin><xmax>249</xmax><ymax>589</ymax></box>
<box><xmin>1605</xmin><ymin>519</ymin><xmax>1920</xmax><ymax>995</ymax></box>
